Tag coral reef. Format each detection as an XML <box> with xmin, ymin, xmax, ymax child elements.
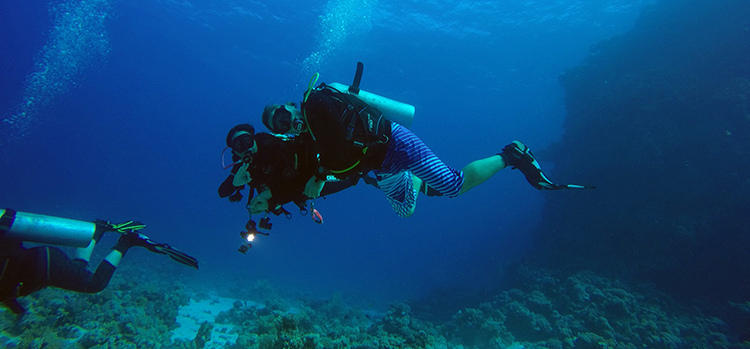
<box><xmin>213</xmin><ymin>293</ymin><xmax>445</xmax><ymax>349</ymax></box>
<box><xmin>444</xmin><ymin>266</ymin><xmax>748</xmax><ymax>349</ymax></box>
<box><xmin>2</xmin><ymin>266</ymin><xmax>747</xmax><ymax>348</ymax></box>
<box><xmin>0</xmin><ymin>262</ymin><xmax>190</xmax><ymax>349</ymax></box>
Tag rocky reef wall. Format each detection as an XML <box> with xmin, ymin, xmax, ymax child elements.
<box><xmin>534</xmin><ymin>0</ymin><xmax>750</xmax><ymax>301</ymax></box>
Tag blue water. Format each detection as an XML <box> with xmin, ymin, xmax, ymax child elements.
<box><xmin>0</xmin><ymin>0</ymin><xmax>653</xmax><ymax>303</ymax></box>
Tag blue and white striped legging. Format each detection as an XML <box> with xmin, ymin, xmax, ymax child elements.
<box><xmin>374</xmin><ymin>124</ymin><xmax>465</xmax><ymax>217</ymax></box>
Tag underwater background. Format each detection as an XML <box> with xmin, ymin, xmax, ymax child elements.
<box><xmin>1</xmin><ymin>0</ymin><xmax>749</xmax><ymax>348</ymax></box>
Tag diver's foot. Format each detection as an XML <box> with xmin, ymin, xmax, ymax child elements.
<box><xmin>113</xmin><ymin>232</ymin><xmax>199</xmax><ymax>268</ymax></box>
<box><xmin>499</xmin><ymin>141</ymin><xmax>556</xmax><ymax>190</ymax></box>
<box><xmin>114</xmin><ymin>232</ymin><xmax>166</xmax><ymax>255</ymax></box>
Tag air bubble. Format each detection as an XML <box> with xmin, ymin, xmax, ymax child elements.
<box><xmin>302</xmin><ymin>0</ymin><xmax>377</xmax><ymax>75</ymax></box>
<box><xmin>1</xmin><ymin>0</ymin><xmax>112</xmax><ymax>144</ymax></box>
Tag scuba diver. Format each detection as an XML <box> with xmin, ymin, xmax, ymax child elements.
<box><xmin>219</xmin><ymin>123</ymin><xmax>323</xmax><ymax>212</ymax></box>
<box><xmin>259</xmin><ymin>62</ymin><xmax>595</xmax><ymax>218</ymax></box>
<box><xmin>219</xmin><ymin>124</ymin><xmax>376</xmax><ymax>251</ymax></box>
<box><xmin>0</xmin><ymin>209</ymin><xmax>198</xmax><ymax>314</ymax></box>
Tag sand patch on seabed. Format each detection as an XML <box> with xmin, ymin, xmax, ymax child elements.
<box><xmin>170</xmin><ymin>294</ymin><xmax>259</xmax><ymax>348</ymax></box>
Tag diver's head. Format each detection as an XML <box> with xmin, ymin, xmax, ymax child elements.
<box><xmin>226</xmin><ymin>124</ymin><xmax>257</xmax><ymax>158</ymax></box>
<box><xmin>262</xmin><ymin>103</ymin><xmax>304</xmax><ymax>135</ymax></box>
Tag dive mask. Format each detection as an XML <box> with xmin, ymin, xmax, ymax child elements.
<box><xmin>231</xmin><ymin>133</ymin><xmax>256</xmax><ymax>154</ymax></box>
<box><xmin>271</xmin><ymin>106</ymin><xmax>292</xmax><ymax>134</ymax></box>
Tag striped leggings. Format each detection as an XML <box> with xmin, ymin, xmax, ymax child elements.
<box><xmin>374</xmin><ymin>124</ymin><xmax>465</xmax><ymax>217</ymax></box>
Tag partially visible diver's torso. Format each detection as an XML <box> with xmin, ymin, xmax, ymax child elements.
<box><xmin>302</xmin><ymin>87</ymin><xmax>391</xmax><ymax>177</ymax></box>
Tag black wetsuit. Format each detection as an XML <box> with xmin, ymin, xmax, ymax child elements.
<box><xmin>218</xmin><ymin>132</ymin><xmax>372</xmax><ymax>209</ymax></box>
<box><xmin>219</xmin><ymin>133</ymin><xmax>315</xmax><ymax>205</ymax></box>
<box><xmin>251</xmin><ymin>133</ymin><xmax>318</xmax><ymax>207</ymax></box>
<box><xmin>0</xmin><ymin>240</ymin><xmax>116</xmax><ymax>313</ymax></box>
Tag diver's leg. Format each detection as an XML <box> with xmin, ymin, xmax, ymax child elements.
<box><xmin>412</xmin><ymin>174</ymin><xmax>423</xmax><ymax>198</ymax></box>
<box><xmin>45</xmin><ymin>247</ymin><xmax>116</xmax><ymax>294</ymax></box>
<box><xmin>375</xmin><ymin>171</ymin><xmax>419</xmax><ymax>218</ymax></box>
<box><xmin>72</xmin><ymin>240</ymin><xmax>96</xmax><ymax>264</ymax></box>
<box><xmin>72</xmin><ymin>224</ymin><xmax>105</xmax><ymax>264</ymax></box>
<box><xmin>383</xmin><ymin>125</ymin><xmax>465</xmax><ymax>199</ymax></box>
<box><xmin>458</xmin><ymin>155</ymin><xmax>506</xmax><ymax>195</ymax></box>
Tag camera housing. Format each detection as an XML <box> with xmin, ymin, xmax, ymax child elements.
<box><xmin>237</xmin><ymin>243</ymin><xmax>251</xmax><ymax>254</ymax></box>
<box><xmin>258</xmin><ymin>217</ymin><xmax>272</xmax><ymax>230</ymax></box>
<box><xmin>237</xmin><ymin>220</ymin><xmax>271</xmax><ymax>254</ymax></box>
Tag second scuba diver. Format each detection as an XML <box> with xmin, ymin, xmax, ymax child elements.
<box><xmin>257</xmin><ymin>63</ymin><xmax>595</xmax><ymax>218</ymax></box>
<box><xmin>0</xmin><ymin>209</ymin><xmax>198</xmax><ymax>313</ymax></box>
<box><xmin>219</xmin><ymin>63</ymin><xmax>594</xmax><ymax>251</ymax></box>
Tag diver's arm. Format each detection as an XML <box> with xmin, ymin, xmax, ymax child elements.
<box><xmin>219</xmin><ymin>162</ymin><xmax>245</xmax><ymax>198</ymax></box>
<box><xmin>304</xmin><ymin>176</ymin><xmax>325</xmax><ymax>198</ymax></box>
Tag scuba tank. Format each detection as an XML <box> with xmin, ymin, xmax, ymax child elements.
<box><xmin>0</xmin><ymin>209</ymin><xmax>96</xmax><ymax>248</ymax></box>
<box><xmin>326</xmin><ymin>62</ymin><xmax>415</xmax><ymax>128</ymax></box>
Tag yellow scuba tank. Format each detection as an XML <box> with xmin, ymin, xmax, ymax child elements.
<box><xmin>326</xmin><ymin>62</ymin><xmax>415</xmax><ymax>128</ymax></box>
<box><xmin>0</xmin><ymin>209</ymin><xmax>96</xmax><ymax>248</ymax></box>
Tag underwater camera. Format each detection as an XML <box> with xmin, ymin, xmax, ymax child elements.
<box><xmin>237</xmin><ymin>242</ymin><xmax>251</xmax><ymax>254</ymax></box>
<box><xmin>258</xmin><ymin>217</ymin><xmax>272</xmax><ymax>230</ymax></box>
<box><xmin>237</xmin><ymin>230</ymin><xmax>253</xmax><ymax>254</ymax></box>
<box><xmin>237</xmin><ymin>220</ymin><xmax>270</xmax><ymax>254</ymax></box>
